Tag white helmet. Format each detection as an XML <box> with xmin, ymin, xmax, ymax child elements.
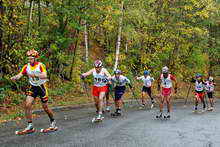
<box><xmin>162</xmin><ymin>66</ymin><xmax>169</xmax><ymax>73</ymax></box>
<box><xmin>209</xmin><ymin>76</ymin><xmax>213</xmax><ymax>81</ymax></box>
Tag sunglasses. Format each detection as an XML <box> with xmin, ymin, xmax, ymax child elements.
<box><xmin>28</xmin><ymin>57</ymin><xmax>35</xmax><ymax>59</ymax></box>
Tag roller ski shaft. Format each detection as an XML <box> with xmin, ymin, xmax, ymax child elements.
<box><xmin>40</xmin><ymin>127</ymin><xmax>58</xmax><ymax>133</ymax></box>
<box><xmin>15</xmin><ymin>128</ymin><xmax>35</xmax><ymax>135</ymax></box>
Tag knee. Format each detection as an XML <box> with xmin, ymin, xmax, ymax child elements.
<box><xmin>25</xmin><ymin>102</ymin><xmax>32</xmax><ymax>109</ymax></box>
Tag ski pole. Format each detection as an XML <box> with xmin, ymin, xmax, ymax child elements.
<box><xmin>184</xmin><ymin>83</ymin><xmax>192</xmax><ymax>107</ymax></box>
<box><xmin>81</xmin><ymin>78</ymin><xmax>90</xmax><ymax>100</ymax></box>
<box><xmin>129</xmin><ymin>86</ymin><xmax>141</xmax><ymax>107</ymax></box>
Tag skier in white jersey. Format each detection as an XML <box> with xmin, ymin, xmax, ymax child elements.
<box><xmin>81</xmin><ymin>60</ymin><xmax>111</xmax><ymax>122</ymax></box>
<box><xmin>136</xmin><ymin>70</ymin><xmax>155</xmax><ymax>109</ymax></box>
<box><xmin>205</xmin><ymin>76</ymin><xmax>216</xmax><ymax>111</ymax></box>
<box><xmin>157</xmin><ymin>66</ymin><xmax>177</xmax><ymax>119</ymax></box>
<box><xmin>111</xmin><ymin>69</ymin><xmax>132</xmax><ymax>116</ymax></box>
<box><xmin>191</xmin><ymin>73</ymin><xmax>206</xmax><ymax>113</ymax></box>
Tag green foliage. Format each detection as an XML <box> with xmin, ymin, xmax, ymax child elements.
<box><xmin>0</xmin><ymin>0</ymin><xmax>220</xmax><ymax>107</ymax></box>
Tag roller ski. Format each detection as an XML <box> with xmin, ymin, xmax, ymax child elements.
<box><xmin>15</xmin><ymin>124</ymin><xmax>35</xmax><ymax>135</ymax></box>
<box><xmin>139</xmin><ymin>104</ymin><xmax>147</xmax><ymax>110</ymax></box>
<box><xmin>163</xmin><ymin>113</ymin><xmax>171</xmax><ymax>119</ymax></box>
<box><xmin>40</xmin><ymin>121</ymin><xmax>58</xmax><ymax>133</ymax></box>
<box><xmin>111</xmin><ymin>109</ymin><xmax>122</xmax><ymax>117</ymax></box>
<box><xmin>92</xmin><ymin>114</ymin><xmax>104</xmax><ymax>123</ymax></box>
<box><xmin>207</xmin><ymin>107</ymin><xmax>214</xmax><ymax>111</ymax></box>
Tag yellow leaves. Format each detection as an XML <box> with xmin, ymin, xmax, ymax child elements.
<box><xmin>101</xmin><ymin>19</ymin><xmax>114</xmax><ymax>31</ymax></box>
<box><xmin>184</xmin><ymin>5</ymin><xmax>193</xmax><ymax>11</ymax></box>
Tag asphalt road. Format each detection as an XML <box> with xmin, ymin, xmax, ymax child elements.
<box><xmin>0</xmin><ymin>100</ymin><xmax>220</xmax><ymax>147</ymax></box>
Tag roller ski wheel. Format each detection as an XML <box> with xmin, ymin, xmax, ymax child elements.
<box><xmin>40</xmin><ymin>127</ymin><xmax>58</xmax><ymax>133</ymax></box>
<box><xmin>15</xmin><ymin>128</ymin><xmax>35</xmax><ymax>135</ymax></box>
<box><xmin>156</xmin><ymin>113</ymin><xmax>163</xmax><ymax>119</ymax></box>
<box><xmin>163</xmin><ymin>114</ymin><xmax>171</xmax><ymax>119</ymax></box>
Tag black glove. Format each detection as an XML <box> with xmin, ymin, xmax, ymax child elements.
<box><xmin>80</xmin><ymin>75</ymin><xmax>85</xmax><ymax>79</ymax></box>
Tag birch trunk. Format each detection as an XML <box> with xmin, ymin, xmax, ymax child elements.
<box><xmin>114</xmin><ymin>1</ymin><xmax>124</xmax><ymax>71</ymax></box>
<box><xmin>84</xmin><ymin>22</ymin><xmax>89</xmax><ymax>62</ymax></box>
<box><xmin>0</xmin><ymin>0</ymin><xmax>3</xmax><ymax>50</ymax></box>
<box><xmin>27</xmin><ymin>0</ymin><xmax>34</xmax><ymax>36</ymax></box>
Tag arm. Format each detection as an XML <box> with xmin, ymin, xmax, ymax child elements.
<box><xmin>171</xmin><ymin>75</ymin><xmax>178</xmax><ymax>93</ymax></box>
<box><xmin>11</xmin><ymin>73</ymin><xmax>23</xmax><ymax>81</ymax></box>
<box><xmin>81</xmin><ymin>69</ymin><xmax>94</xmax><ymax>78</ymax></box>
<box><xmin>157</xmin><ymin>77</ymin><xmax>161</xmax><ymax>91</ymax></box>
<box><xmin>10</xmin><ymin>65</ymin><xmax>27</xmax><ymax>81</ymax></box>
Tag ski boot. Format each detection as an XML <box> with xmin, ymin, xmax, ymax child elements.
<box><xmin>15</xmin><ymin>123</ymin><xmax>35</xmax><ymax>135</ymax></box>
<box><xmin>139</xmin><ymin>104</ymin><xmax>146</xmax><ymax>110</ymax></box>
<box><xmin>111</xmin><ymin>110</ymin><xmax>122</xmax><ymax>117</ymax></box>
<box><xmin>92</xmin><ymin>114</ymin><xmax>104</xmax><ymax>123</ymax></box>
<box><xmin>106</xmin><ymin>106</ymin><xmax>111</xmax><ymax>113</ymax></box>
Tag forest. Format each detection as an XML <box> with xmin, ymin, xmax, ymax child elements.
<box><xmin>0</xmin><ymin>0</ymin><xmax>220</xmax><ymax>121</ymax></box>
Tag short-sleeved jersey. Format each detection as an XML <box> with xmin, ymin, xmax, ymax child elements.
<box><xmin>111</xmin><ymin>75</ymin><xmax>130</xmax><ymax>87</ymax></box>
<box><xmin>205</xmin><ymin>81</ymin><xmax>214</xmax><ymax>92</ymax></box>
<box><xmin>160</xmin><ymin>74</ymin><xmax>175</xmax><ymax>88</ymax></box>
<box><xmin>92</xmin><ymin>68</ymin><xmax>111</xmax><ymax>87</ymax></box>
<box><xmin>137</xmin><ymin>75</ymin><xmax>154</xmax><ymax>87</ymax></box>
<box><xmin>191</xmin><ymin>79</ymin><xmax>205</xmax><ymax>92</ymax></box>
<box><xmin>20</xmin><ymin>62</ymin><xmax>47</xmax><ymax>86</ymax></box>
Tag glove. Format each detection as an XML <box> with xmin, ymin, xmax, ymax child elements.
<box><xmin>174</xmin><ymin>87</ymin><xmax>178</xmax><ymax>93</ymax></box>
<box><xmin>80</xmin><ymin>75</ymin><xmax>85</xmax><ymax>79</ymax></box>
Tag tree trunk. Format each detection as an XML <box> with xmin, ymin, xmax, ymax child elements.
<box><xmin>38</xmin><ymin>0</ymin><xmax>41</xmax><ymax>26</ymax></box>
<box><xmin>69</xmin><ymin>29</ymin><xmax>80</xmax><ymax>80</ymax></box>
<box><xmin>125</xmin><ymin>40</ymin><xmax>128</xmax><ymax>53</ymax></box>
<box><xmin>84</xmin><ymin>21</ymin><xmax>89</xmax><ymax>62</ymax></box>
<box><xmin>0</xmin><ymin>0</ymin><xmax>3</xmax><ymax>50</ymax></box>
<box><xmin>27</xmin><ymin>0</ymin><xmax>34</xmax><ymax>36</ymax></box>
<box><xmin>114</xmin><ymin>1</ymin><xmax>124</xmax><ymax>71</ymax></box>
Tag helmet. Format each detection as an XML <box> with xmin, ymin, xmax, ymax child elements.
<box><xmin>162</xmin><ymin>66</ymin><xmax>169</xmax><ymax>73</ymax></box>
<box><xmin>195</xmin><ymin>73</ymin><xmax>202</xmax><ymax>78</ymax></box>
<box><xmin>114</xmin><ymin>69</ymin><xmax>122</xmax><ymax>75</ymax></box>
<box><xmin>94</xmin><ymin>60</ymin><xmax>102</xmax><ymax>68</ymax></box>
<box><xmin>143</xmin><ymin>70</ymin><xmax>150</xmax><ymax>75</ymax></box>
<box><xmin>26</xmin><ymin>49</ymin><xmax>39</xmax><ymax>58</ymax></box>
<box><xmin>209</xmin><ymin>76</ymin><xmax>213</xmax><ymax>81</ymax></box>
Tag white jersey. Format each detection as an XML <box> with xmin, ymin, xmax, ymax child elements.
<box><xmin>111</xmin><ymin>75</ymin><xmax>130</xmax><ymax>87</ymax></box>
<box><xmin>92</xmin><ymin>68</ymin><xmax>110</xmax><ymax>87</ymax></box>
<box><xmin>195</xmin><ymin>81</ymin><xmax>205</xmax><ymax>92</ymax></box>
<box><xmin>26</xmin><ymin>63</ymin><xmax>47</xmax><ymax>86</ymax></box>
<box><xmin>205</xmin><ymin>81</ymin><xmax>214</xmax><ymax>92</ymax></box>
<box><xmin>160</xmin><ymin>74</ymin><xmax>174</xmax><ymax>88</ymax></box>
<box><xmin>137</xmin><ymin>76</ymin><xmax>154</xmax><ymax>87</ymax></box>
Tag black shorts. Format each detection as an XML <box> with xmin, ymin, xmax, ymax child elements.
<box><xmin>114</xmin><ymin>86</ymin><xmax>126</xmax><ymax>100</ymax></box>
<box><xmin>142</xmin><ymin>86</ymin><xmax>152</xmax><ymax>95</ymax></box>
<box><xmin>207</xmin><ymin>92</ymin><xmax>213</xmax><ymax>99</ymax></box>
<box><xmin>26</xmin><ymin>84</ymin><xmax>48</xmax><ymax>103</ymax></box>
